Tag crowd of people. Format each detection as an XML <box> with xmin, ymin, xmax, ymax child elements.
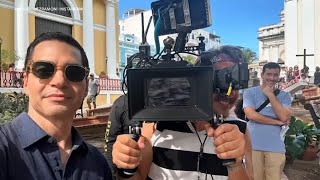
<box><xmin>278</xmin><ymin>65</ymin><xmax>320</xmax><ymax>90</ymax></box>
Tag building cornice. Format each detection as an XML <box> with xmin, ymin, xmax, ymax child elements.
<box><xmin>104</xmin><ymin>0</ymin><xmax>119</xmax><ymax>6</ymax></box>
<box><xmin>0</xmin><ymin>1</ymin><xmax>14</xmax><ymax>9</ymax></box>
<box><xmin>258</xmin><ymin>32</ymin><xmax>284</xmax><ymax>41</ymax></box>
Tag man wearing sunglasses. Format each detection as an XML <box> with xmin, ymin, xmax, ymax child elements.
<box><xmin>0</xmin><ymin>32</ymin><xmax>112</xmax><ymax>180</ymax></box>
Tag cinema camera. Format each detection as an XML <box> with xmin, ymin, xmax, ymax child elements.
<box><xmin>118</xmin><ymin>0</ymin><xmax>249</xmax><ymax>177</ymax></box>
<box><xmin>125</xmin><ymin>0</ymin><xmax>248</xmax><ymax>122</ymax></box>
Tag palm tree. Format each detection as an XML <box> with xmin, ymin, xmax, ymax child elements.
<box><xmin>242</xmin><ymin>48</ymin><xmax>257</xmax><ymax>64</ymax></box>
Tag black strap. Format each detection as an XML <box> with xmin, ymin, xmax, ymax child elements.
<box><xmin>256</xmin><ymin>89</ymin><xmax>280</xmax><ymax>112</ymax></box>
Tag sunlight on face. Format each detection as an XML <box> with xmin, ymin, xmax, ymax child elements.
<box><xmin>24</xmin><ymin>40</ymin><xmax>88</xmax><ymax>119</ymax></box>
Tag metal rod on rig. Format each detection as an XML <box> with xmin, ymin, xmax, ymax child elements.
<box><xmin>144</xmin><ymin>16</ymin><xmax>153</xmax><ymax>40</ymax></box>
<box><xmin>141</xmin><ymin>12</ymin><xmax>146</xmax><ymax>44</ymax></box>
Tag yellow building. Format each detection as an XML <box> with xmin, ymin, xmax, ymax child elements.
<box><xmin>0</xmin><ymin>0</ymin><xmax>122</xmax><ymax>106</ymax></box>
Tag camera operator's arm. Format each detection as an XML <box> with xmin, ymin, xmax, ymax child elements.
<box><xmin>113</xmin><ymin>123</ymin><xmax>154</xmax><ymax>180</ymax></box>
<box><xmin>244</xmin><ymin>129</ymin><xmax>253</xmax><ymax>180</ymax></box>
<box><xmin>262</xmin><ymin>86</ymin><xmax>292</xmax><ymax>123</ymax></box>
<box><xmin>207</xmin><ymin>124</ymin><xmax>250</xmax><ymax>180</ymax></box>
<box><xmin>243</xmin><ymin>89</ymin><xmax>284</xmax><ymax>126</ymax></box>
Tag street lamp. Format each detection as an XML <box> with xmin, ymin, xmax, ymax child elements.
<box><xmin>0</xmin><ymin>36</ymin><xmax>2</xmax><ymax>87</ymax></box>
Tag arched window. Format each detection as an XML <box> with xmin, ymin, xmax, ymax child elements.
<box><xmin>35</xmin><ymin>0</ymin><xmax>71</xmax><ymax>17</ymax></box>
<box><xmin>35</xmin><ymin>0</ymin><xmax>72</xmax><ymax>37</ymax></box>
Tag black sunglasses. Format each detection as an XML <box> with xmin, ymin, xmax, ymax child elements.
<box><xmin>28</xmin><ymin>61</ymin><xmax>90</xmax><ymax>82</ymax></box>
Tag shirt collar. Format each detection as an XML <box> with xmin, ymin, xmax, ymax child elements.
<box><xmin>13</xmin><ymin>112</ymin><xmax>88</xmax><ymax>153</ymax></box>
<box><xmin>71</xmin><ymin>127</ymin><xmax>88</xmax><ymax>153</ymax></box>
<box><xmin>13</xmin><ymin>112</ymin><xmax>48</xmax><ymax>149</ymax></box>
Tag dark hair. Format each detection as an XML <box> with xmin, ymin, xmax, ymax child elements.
<box><xmin>196</xmin><ymin>45</ymin><xmax>244</xmax><ymax>66</ymax></box>
<box><xmin>24</xmin><ymin>32</ymin><xmax>89</xmax><ymax>72</ymax></box>
<box><xmin>262</xmin><ymin>62</ymin><xmax>280</xmax><ymax>73</ymax></box>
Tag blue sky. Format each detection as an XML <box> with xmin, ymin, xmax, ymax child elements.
<box><xmin>118</xmin><ymin>0</ymin><xmax>284</xmax><ymax>54</ymax></box>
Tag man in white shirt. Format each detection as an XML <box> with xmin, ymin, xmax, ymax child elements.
<box><xmin>86</xmin><ymin>73</ymin><xmax>100</xmax><ymax>110</ymax></box>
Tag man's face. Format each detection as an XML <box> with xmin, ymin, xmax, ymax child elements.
<box><xmin>212</xmin><ymin>60</ymin><xmax>239</xmax><ymax>116</ymax></box>
<box><xmin>24</xmin><ymin>40</ymin><xmax>88</xmax><ymax>118</ymax></box>
<box><xmin>261</xmin><ymin>68</ymin><xmax>280</xmax><ymax>87</ymax></box>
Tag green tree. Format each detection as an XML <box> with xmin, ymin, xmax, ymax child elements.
<box><xmin>242</xmin><ymin>48</ymin><xmax>257</xmax><ymax>64</ymax></box>
<box><xmin>0</xmin><ymin>92</ymin><xmax>29</xmax><ymax>124</ymax></box>
<box><xmin>0</xmin><ymin>49</ymin><xmax>21</xmax><ymax>68</ymax></box>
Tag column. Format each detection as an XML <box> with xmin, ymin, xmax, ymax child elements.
<box><xmin>302</xmin><ymin>0</ymin><xmax>315</xmax><ymax>72</ymax></box>
<box><xmin>105</xmin><ymin>0</ymin><xmax>119</xmax><ymax>79</ymax></box>
<box><xmin>264</xmin><ymin>47</ymin><xmax>270</xmax><ymax>62</ymax></box>
<box><xmin>284</xmin><ymin>0</ymin><xmax>298</xmax><ymax>68</ymax></box>
<box><xmin>269</xmin><ymin>46</ymin><xmax>273</xmax><ymax>62</ymax></box>
<box><xmin>274</xmin><ymin>45</ymin><xmax>279</xmax><ymax>63</ymax></box>
<box><xmin>83</xmin><ymin>0</ymin><xmax>95</xmax><ymax>74</ymax></box>
<box><xmin>315</xmin><ymin>0</ymin><xmax>320</xmax><ymax>71</ymax></box>
<box><xmin>14</xmin><ymin>0</ymin><xmax>29</xmax><ymax>70</ymax></box>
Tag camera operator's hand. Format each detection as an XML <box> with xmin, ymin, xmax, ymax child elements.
<box><xmin>207</xmin><ymin>123</ymin><xmax>245</xmax><ymax>163</ymax></box>
<box><xmin>112</xmin><ymin>134</ymin><xmax>146</xmax><ymax>170</ymax></box>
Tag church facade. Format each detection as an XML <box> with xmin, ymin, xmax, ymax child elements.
<box><xmin>259</xmin><ymin>0</ymin><xmax>320</xmax><ymax>74</ymax></box>
<box><xmin>0</xmin><ymin>0</ymin><xmax>120</xmax><ymax>78</ymax></box>
<box><xmin>258</xmin><ymin>10</ymin><xmax>285</xmax><ymax>64</ymax></box>
<box><xmin>285</xmin><ymin>0</ymin><xmax>320</xmax><ymax>73</ymax></box>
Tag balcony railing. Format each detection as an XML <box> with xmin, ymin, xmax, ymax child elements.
<box><xmin>0</xmin><ymin>70</ymin><xmax>122</xmax><ymax>91</ymax></box>
<box><xmin>98</xmin><ymin>77</ymin><xmax>122</xmax><ymax>91</ymax></box>
<box><xmin>0</xmin><ymin>70</ymin><xmax>24</xmax><ymax>88</ymax></box>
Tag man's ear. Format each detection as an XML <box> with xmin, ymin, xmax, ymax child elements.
<box><xmin>23</xmin><ymin>72</ymin><xmax>29</xmax><ymax>96</ymax></box>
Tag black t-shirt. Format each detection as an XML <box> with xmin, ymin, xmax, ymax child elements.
<box><xmin>105</xmin><ymin>95</ymin><xmax>136</xmax><ymax>179</ymax></box>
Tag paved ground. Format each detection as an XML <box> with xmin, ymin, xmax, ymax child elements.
<box><xmin>291</xmin><ymin>104</ymin><xmax>314</xmax><ymax>122</ymax></box>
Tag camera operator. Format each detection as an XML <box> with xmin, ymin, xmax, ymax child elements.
<box><xmin>112</xmin><ymin>45</ymin><xmax>251</xmax><ymax>180</ymax></box>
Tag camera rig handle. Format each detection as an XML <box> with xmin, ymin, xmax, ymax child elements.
<box><xmin>117</xmin><ymin>122</ymin><xmax>142</xmax><ymax>178</ymax></box>
<box><xmin>211</xmin><ymin>115</ymin><xmax>236</xmax><ymax>166</ymax></box>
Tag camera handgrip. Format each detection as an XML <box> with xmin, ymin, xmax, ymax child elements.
<box><xmin>221</xmin><ymin>158</ymin><xmax>236</xmax><ymax>166</ymax></box>
<box><xmin>211</xmin><ymin>118</ymin><xmax>236</xmax><ymax>166</ymax></box>
<box><xmin>117</xmin><ymin>134</ymin><xmax>140</xmax><ymax>178</ymax></box>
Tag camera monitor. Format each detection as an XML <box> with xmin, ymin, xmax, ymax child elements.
<box><xmin>151</xmin><ymin>0</ymin><xmax>212</xmax><ymax>35</ymax></box>
<box><xmin>127</xmin><ymin>67</ymin><xmax>213</xmax><ymax>121</ymax></box>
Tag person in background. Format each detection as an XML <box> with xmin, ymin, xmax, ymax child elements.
<box><xmin>0</xmin><ymin>32</ymin><xmax>112</xmax><ymax>180</ymax></box>
<box><xmin>243</xmin><ymin>62</ymin><xmax>292</xmax><ymax>180</ymax></box>
<box><xmin>314</xmin><ymin>66</ymin><xmax>320</xmax><ymax>85</ymax></box>
<box><xmin>286</xmin><ymin>67</ymin><xmax>294</xmax><ymax>83</ymax></box>
<box><xmin>86</xmin><ymin>73</ymin><xmax>100</xmax><ymax>110</ymax></box>
<box><xmin>300</xmin><ymin>73</ymin><xmax>309</xmax><ymax>84</ymax></box>
<box><xmin>293</xmin><ymin>65</ymin><xmax>301</xmax><ymax>82</ymax></box>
